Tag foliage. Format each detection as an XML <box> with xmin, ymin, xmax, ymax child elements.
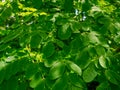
<box><xmin>0</xmin><ymin>0</ymin><xmax>120</xmax><ymax>90</ymax></box>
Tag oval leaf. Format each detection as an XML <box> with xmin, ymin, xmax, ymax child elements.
<box><xmin>105</xmin><ymin>70</ymin><xmax>119</xmax><ymax>85</ymax></box>
<box><xmin>30</xmin><ymin>34</ymin><xmax>41</xmax><ymax>48</ymax></box>
<box><xmin>83</xmin><ymin>65</ymin><xmax>97</xmax><ymax>82</ymax></box>
<box><xmin>99</xmin><ymin>56</ymin><xmax>107</xmax><ymax>68</ymax></box>
<box><xmin>69</xmin><ymin>73</ymin><xmax>86</xmax><ymax>88</ymax></box>
<box><xmin>52</xmin><ymin>75</ymin><xmax>67</xmax><ymax>90</ymax></box>
<box><xmin>42</xmin><ymin>42</ymin><xmax>55</xmax><ymax>58</ymax></box>
<box><xmin>96</xmin><ymin>82</ymin><xmax>110</xmax><ymax>90</ymax></box>
<box><xmin>49</xmin><ymin>61</ymin><xmax>65</xmax><ymax>80</ymax></box>
<box><xmin>66</xmin><ymin>61</ymin><xmax>82</xmax><ymax>76</ymax></box>
<box><xmin>29</xmin><ymin>73</ymin><xmax>42</xmax><ymax>88</ymax></box>
<box><xmin>58</xmin><ymin>23</ymin><xmax>72</xmax><ymax>40</ymax></box>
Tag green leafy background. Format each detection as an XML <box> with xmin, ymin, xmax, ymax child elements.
<box><xmin>0</xmin><ymin>0</ymin><xmax>120</xmax><ymax>90</ymax></box>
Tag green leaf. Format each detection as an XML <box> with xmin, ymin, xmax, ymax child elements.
<box><xmin>0</xmin><ymin>28</ymin><xmax>23</xmax><ymax>44</ymax></box>
<box><xmin>96</xmin><ymin>82</ymin><xmax>110</xmax><ymax>90</ymax></box>
<box><xmin>29</xmin><ymin>72</ymin><xmax>42</xmax><ymax>88</ymax></box>
<box><xmin>25</xmin><ymin>63</ymin><xmax>39</xmax><ymax>79</ymax></box>
<box><xmin>0</xmin><ymin>44</ymin><xmax>9</xmax><ymax>52</ymax></box>
<box><xmin>82</xmin><ymin>0</ymin><xmax>91</xmax><ymax>12</ymax></box>
<box><xmin>1</xmin><ymin>6</ymin><xmax>12</xmax><ymax>21</ymax></box>
<box><xmin>42</xmin><ymin>42</ymin><xmax>55</xmax><ymax>58</ymax></box>
<box><xmin>0</xmin><ymin>61</ymin><xmax>6</xmax><ymax>84</ymax></box>
<box><xmin>52</xmin><ymin>75</ymin><xmax>68</xmax><ymax>90</ymax></box>
<box><xmin>98</xmin><ymin>16</ymin><xmax>111</xmax><ymax>24</ymax></box>
<box><xmin>70</xmin><ymin>37</ymin><xmax>82</xmax><ymax>54</ymax></box>
<box><xmin>58</xmin><ymin>23</ymin><xmax>72</xmax><ymax>40</ymax></box>
<box><xmin>95</xmin><ymin>45</ymin><xmax>106</xmax><ymax>56</ymax></box>
<box><xmin>66</xmin><ymin>60</ymin><xmax>82</xmax><ymax>76</ymax></box>
<box><xmin>64</xmin><ymin>0</ymin><xmax>73</xmax><ymax>12</ymax></box>
<box><xmin>34</xmin><ymin>79</ymin><xmax>45</xmax><ymax>90</ymax></box>
<box><xmin>54</xmin><ymin>39</ymin><xmax>65</xmax><ymax>48</ymax></box>
<box><xmin>49</xmin><ymin>61</ymin><xmax>65</xmax><ymax>80</ymax></box>
<box><xmin>17</xmin><ymin>82</ymin><xmax>27</xmax><ymax>90</ymax></box>
<box><xmin>11</xmin><ymin>60</ymin><xmax>21</xmax><ymax>75</ymax></box>
<box><xmin>88</xmin><ymin>31</ymin><xmax>100</xmax><ymax>44</ymax></box>
<box><xmin>4</xmin><ymin>64</ymin><xmax>14</xmax><ymax>80</ymax></box>
<box><xmin>32</xmin><ymin>0</ymin><xmax>43</xmax><ymax>9</ymax></box>
<box><xmin>98</xmin><ymin>25</ymin><xmax>108</xmax><ymax>34</ymax></box>
<box><xmin>114</xmin><ymin>35</ymin><xmax>120</xmax><ymax>44</ymax></box>
<box><xmin>83</xmin><ymin>65</ymin><xmax>97</xmax><ymax>82</ymax></box>
<box><xmin>99</xmin><ymin>56</ymin><xmax>108</xmax><ymax>68</ymax></box>
<box><xmin>30</xmin><ymin>34</ymin><xmax>41</xmax><ymax>48</ymax></box>
<box><xmin>75</xmin><ymin>49</ymin><xmax>90</xmax><ymax>69</ymax></box>
<box><xmin>19</xmin><ymin>33</ymin><xmax>31</xmax><ymax>47</ymax></box>
<box><xmin>44</xmin><ymin>53</ymin><xmax>58</xmax><ymax>67</ymax></box>
<box><xmin>105</xmin><ymin>70</ymin><xmax>120</xmax><ymax>85</ymax></box>
<box><xmin>0</xmin><ymin>77</ymin><xmax>18</xmax><ymax>90</ymax></box>
<box><xmin>69</xmin><ymin>73</ymin><xmax>86</xmax><ymax>89</ymax></box>
<box><xmin>70</xmin><ymin>21</ymin><xmax>81</xmax><ymax>33</ymax></box>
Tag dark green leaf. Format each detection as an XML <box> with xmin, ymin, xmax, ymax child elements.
<box><xmin>69</xmin><ymin>73</ymin><xmax>86</xmax><ymax>89</ymax></box>
<box><xmin>25</xmin><ymin>63</ymin><xmax>39</xmax><ymax>79</ymax></box>
<box><xmin>96</xmin><ymin>82</ymin><xmax>110</xmax><ymax>90</ymax></box>
<box><xmin>52</xmin><ymin>75</ymin><xmax>68</xmax><ymax>90</ymax></box>
<box><xmin>42</xmin><ymin>42</ymin><xmax>55</xmax><ymax>58</ymax></box>
<box><xmin>82</xmin><ymin>0</ymin><xmax>91</xmax><ymax>12</ymax></box>
<box><xmin>0</xmin><ymin>44</ymin><xmax>9</xmax><ymax>52</ymax></box>
<box><xmin>0</xmin><ymin>61</ymin><xmax>6</xmax><ymax>84</ymax></box>
<box><xmin>0</xmin><ymin>29</ymin><xmax>23</xmax><ymax>44</ymax></box>
<box><xmin>64</xmin><ymin>0</ymin><xmax>73</xmax><ymax>12</ymax></box>
<box><xmin>58</xmin><ymin>23</ymin><xmax>72</xmax><ymax>40</ymax></box>
<box><xmin>105</xmin><ymin>70</ymin><xmax>120</xmax><ymax>85</ymax></box>
<box><xmin>83</xmin><ymin>65</ymin><xmax>97</xmax><ymax>82</ymax></box>
<box><xmin>1</xmin><ymin>6</ymin><xmax>12</xmax><ymax>21</ymax></box>
<box><xmin>30</xmin><ymin>34</ymin><xmax>41</xmax><ymax>48</ymax></box>
<box><xmin>75</xmin><ymin>49</ymin><xmax>90</xmax><ymax>69</ymax></box>
<box><xmin>95</xmin><ymin>45</ymin><xmax>106</xmax><ymax>56</ymax></box>
<box><xmin>54</xmin><ymin>39</ymin><xmax>65</xmax><ymax>48</ymax></box>
<box><xmin>44</xmin><ymin>53</ymin><xmax>58</xmax><ymax>67</ymax></box>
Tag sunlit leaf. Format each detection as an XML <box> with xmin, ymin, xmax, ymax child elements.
<box><xmin>66</xmin><ymin>60</ymin><xmax>82</xmax><ymax>76</ymax></box>
<box><xmin>29</xmin><ymin>72</ymin><xmax>42</xmax><ymax>88</ymax></box>
<box><xmin>99</xmin><ymin>56</ymin><xmax>108</xmax><ymax>68</ymax></box>
<box><xmin>49</xmin><ymin>61</ymin><xmax>65</xmax><ymax>80</ymax></box>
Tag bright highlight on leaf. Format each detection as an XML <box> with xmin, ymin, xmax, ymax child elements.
<box><xmin>66</xmin><ymin>60</ymin><xmax>82</xmax><ymax>76</ymax></box>
<box><xmin>49</xmin><ymin>62</ymin><xmax>65</xmax><ymax>80</ymax></box>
